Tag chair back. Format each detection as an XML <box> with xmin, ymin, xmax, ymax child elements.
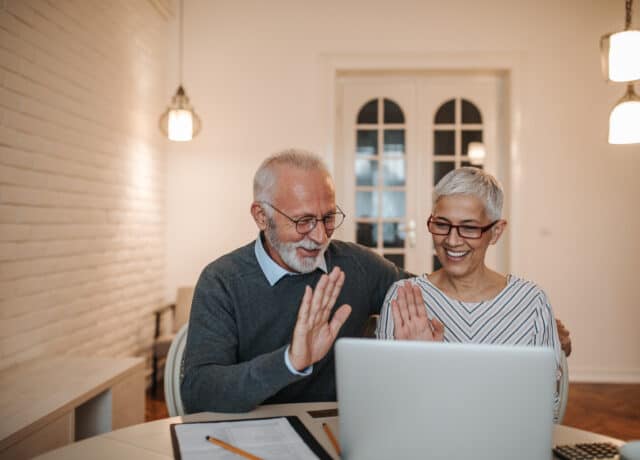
<box><xmin>164</xmin><ymin>323</ymin><xmax>188</xmax><ymax>416</ymax></box>
<box><xmin>173</xmin><ymin>287</ymin><xmax>194</xmax><ymax>333</ymax></box>
<box><xmin>557</xmin><ymin>351</ymin><xmax>570</xmax><ymax>423</ymax></box>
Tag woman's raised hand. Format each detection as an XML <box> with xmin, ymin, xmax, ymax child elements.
<box><xmin>391</xmin><ymin>281</ymin><xmax>444</xmax><ymax>342</ymax></box>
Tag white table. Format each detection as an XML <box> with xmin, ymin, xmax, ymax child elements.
<box><xmin>34</xmin><ymin>402</ymin><xmax>624</xmax><ymax>459</ymax></box>
<box><xmin>0</xmin><ymin>356</ymin><xmax>145</xmax><ymax>459</ymax></box>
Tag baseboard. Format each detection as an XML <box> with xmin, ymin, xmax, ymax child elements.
<box><xmin>569</xmin><ymin>367</ymin><xmax>640</xmax><ymax>383</ymax></box>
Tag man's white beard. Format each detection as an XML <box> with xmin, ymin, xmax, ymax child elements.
<box><xmin>265</xmin><ymin>218</ymin><xmax>329</xmax><ymax>273</ymax></box>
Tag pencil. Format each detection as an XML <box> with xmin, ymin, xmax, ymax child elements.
<box><xmin>322</xmin><ymin>422</ymin><xmax>341</xmax><ymax>455</ymax></box>
<box><xmin>205</xmin><ymin>435</ymin><xmax>263</xmax><ymax>460</ymax></box>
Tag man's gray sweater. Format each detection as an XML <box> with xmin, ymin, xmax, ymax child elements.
<box><xmin>181</xmin><ymin>238</ymin><xmax>406</xmax><ymax>413</ymax></box>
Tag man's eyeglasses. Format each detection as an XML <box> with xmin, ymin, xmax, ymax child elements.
<box><xmin>261</xmin><ymin>202</ymin><xmax>346</xmax><ymax>235</ymax></box>
<box><xmin>427</xmin><ymin>216</ymin><xmax>498</xmax><ymax>239</ymax></box>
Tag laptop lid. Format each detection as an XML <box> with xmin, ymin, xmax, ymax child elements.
<box><xmin>335</xmin><ymin>338</ymin><xmax>556</xmax><ymax>460</ymax></box>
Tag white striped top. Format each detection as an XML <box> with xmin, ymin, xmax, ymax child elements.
<box><xmin>375</xmin><ymin>274</ymin><xmax>562</xmax><ymax>420</ymax></box>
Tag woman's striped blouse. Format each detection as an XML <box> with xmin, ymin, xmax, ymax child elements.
<box><xmin>375</xmin><ymin>274</ymin><xmax>562</xmax><ymax>420</ymax></box>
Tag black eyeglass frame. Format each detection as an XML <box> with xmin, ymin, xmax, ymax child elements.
<box><xmin>260</xmin><ymin>202</ymin><xmax>346</xmax><ymax>235</ymax></box>
<box><xmin>427</xmin><ymin>215</ymin><xmax>499</xmax><ymax>239</ymax></box>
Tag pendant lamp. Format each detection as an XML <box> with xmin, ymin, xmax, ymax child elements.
<box><xmin>608</xmin><ymin>84</ymin><xmax>640</xmax><ymax>144</ymax></box>
<box><xmin>601</xmin><ymin>0</ymin><xmax>640</xmax><ymax>82</ymax></box>
<box><xmin>159</xmin><ymin>0</ymin><xmax>201</xmax><ymax>142</ymax></box>
<box><xmin>467</xmin><ymin>142</ymin><xmax>487</xmax><ymax>166</ymax></box>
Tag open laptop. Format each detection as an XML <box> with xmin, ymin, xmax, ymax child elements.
<box><xmin>335</xmin><ymin>338</ymin><xmax>556</xmax><ymax>460</ymax></box>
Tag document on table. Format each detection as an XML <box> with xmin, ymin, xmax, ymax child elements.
<box><xmin>170</xmin><ymin>416</ymin><xmax>331</xmax><ymax>460</ymax></box>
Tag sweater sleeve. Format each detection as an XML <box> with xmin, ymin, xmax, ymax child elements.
<box><xmin>181</xmin><ymin>268</ymin><xmax>305</xmax><ymax>413</ymax></box>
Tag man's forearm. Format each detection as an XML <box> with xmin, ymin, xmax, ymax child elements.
<box><xmin>181</xmin><ymin>345</ymin><xmax>306</xmax><ymax>413</ymax></box>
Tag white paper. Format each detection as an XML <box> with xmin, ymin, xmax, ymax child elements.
<box><xmin>173</xmin><ymin>417</ymin><xmax>320</xmax><ymax>460</ymax></box>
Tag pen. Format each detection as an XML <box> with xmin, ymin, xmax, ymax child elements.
<box><xmin>205</xmin><ymin>435</ymin><xmax>263</xmax><ymax>460</ymax></box>
<box><xmin>322</xmin><ymin>422</ymin><xmax>341</xmax><ymax>455</ymax></box>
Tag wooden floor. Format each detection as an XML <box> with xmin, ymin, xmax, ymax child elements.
<box><xmin>146</xmin><ymin>383</ymin><xmax>640</xmax><ymax>441</ymax></box>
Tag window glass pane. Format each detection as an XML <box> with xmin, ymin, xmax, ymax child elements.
<box><xmin>434</xmin><ymin>99</ymin><xmax>455</xmax><ymax>124</ymax></box>
<box><xmin>434</xmin><ymin>130</ymin><xmax>455</xmax><ymax>155</ymax></box>
<box><xmin>432</xmin><ymin>254</ymin><xmax>442</xmax><ymax>271</ymax></box>
<box><xmin>355</xmin><ymin>159</ymin><xmax>378</xmax><ymax>186</ymax></box>
<box><xmin>434</xmin><ymin>161</ymin><xmax>454</xmax><ymax>185</ymax></box>
<box><xmin>357</xmin><ymin>99</ymin><xmax>378</xmax><ymax>124</ymax></box>
<box><xmin>384</xmin><ymin>253</ymin><xmax>404</xmax><ymax>269</ymax></box>
<box><xmin>384</xmin><ymin>98</ymin><xmax>405</xmax><ymax>123</ymax></box>
<box><xmin>462</xmin><ymin>130</ymin><xmax>483</xmax><ymax>155</ymax></box>
<box><xmin>382</xmin><ymin>191</ymin><xmax>405</xmax><ymax>218</ymax></box>
<box><xmin>356</xmin><ymin>191</ymin><xmax>378</xmax><ymax>218</ymax></box>
<box><xmin>462</xmin><ymin>99</ymin><xmax>482</xmax><ymax>124</ymax></box>
<box><xmin>356</xmin><ymin>222</ymin><xmax>377</xmax><ymax>247</ymax></box>
<box><xmin>357</xmin><ymin>130</ymin><xmax>377</xmax><ymax>155</ymax></box>
<box><xmin>383</xmin><ymin>129</ymin><xmax>405</xmax><ymax>154</ymax></box>
<box><xmin>382</xmin><ymin>222</ymin><xmax>405</xmax><ymax>248</ymax></box>
<box><xmin>382</xmin><ymin>158</ymin><xmax>405</xmax><ymax>186</ymax></box>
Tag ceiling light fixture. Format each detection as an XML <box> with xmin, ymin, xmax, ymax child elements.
<box><xmin>601</xmin><ymin>0</ymin><xmax>640</xmax><ymax>82</ymax></box>
<box><xmin>608</xmin><ymin>83</ymin><xmax>640</xmax><ymax>144</ymax></box>
<box><xmin>467</xmin><ymin>142</ymin><xmax>486</xmax><ymax>166</ymax></box>
<box><xmin>159</xmin><ymin>0</ymin><xmax>201</xmax><ymax>142</ymax></box>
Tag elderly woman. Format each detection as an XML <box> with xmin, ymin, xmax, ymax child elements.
<box><xmin>375</xmin><ymin>166</ymin><xmax>562</xmax><ymax>419</ymax></box>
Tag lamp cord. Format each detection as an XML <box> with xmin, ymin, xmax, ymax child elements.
<box><xmin>179</xmin><ymin>0</ymin><xmax>184</xmax><ymax>84</ymax></box>
<box><xmin>626</xmin><ymin>0</ymin><xmax>633</xmax><ymax>30</ymax></box>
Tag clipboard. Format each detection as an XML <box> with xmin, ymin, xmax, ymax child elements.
<box><xmin>170</xmin><ymin>416</ymin><xmax>332</xmax><ymax>460</ymax></box>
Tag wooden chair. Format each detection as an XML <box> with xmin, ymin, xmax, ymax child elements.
<box><xmin>152</xmin><ymin>286</ymin><xmax>194</xmax><ymax>394</ymax></box>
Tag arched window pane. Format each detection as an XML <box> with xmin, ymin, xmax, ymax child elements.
<box><xmin>384</xmin><ymin>98</ymin><xmax>405</xmax><ymax>123</ymax></box>
<box><xmin>434</xmin><ymin>99</ymin><xmax>455</xmax><ymax>124</ymax></box>
<box><xmin>357</xmin><ymin>130</ymin><xmax>377</xmax><ymax>155</ymax></box>
<box><xmin>462</xmin><ymin>130</ymin><xmax>483</xmax><ymax>155</ymax></box>
<box><xmin>434</xmin><ymin>130</ymin><xmax>454</xmax><ymax>155</ymax></box>
<box><xmin>462</xmin><ymin>99</ymin><xmax>482</xmax><ymax>124</ymax></box>
<box><xmin>383</xmin><ymin>129</ymin><xmax>405</xmax><ymax>154</ymax></box>
<box><xmin>357</xmin><ymin>99</ymin><xmax>378</xmax><ymax>124</ymax></box>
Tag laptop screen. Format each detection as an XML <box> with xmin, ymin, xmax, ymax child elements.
<box><xmin>335</xmin><ymin>338</ymin><xmax>556</xmax><ymax>460</ymax></box>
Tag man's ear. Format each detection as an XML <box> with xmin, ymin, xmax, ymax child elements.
<box><xmin>251</xmin><ymin>202</ymin><xmax>268</xmax><ymax>231</ymax></box>
<box><xmin>489</xmin><ymin>219</ymin><xmax>507</xmax><ymax>245</ymax></box>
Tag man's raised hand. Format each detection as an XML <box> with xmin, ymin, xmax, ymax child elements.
<box><xmin>288</xmin><ymin>267</ymin><xmax>352</xmax><ymax>371</ymax></box>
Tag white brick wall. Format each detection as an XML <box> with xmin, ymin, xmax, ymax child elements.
<box><xmin>0</xmin><ymin>0</ymin><xmax>169</xmax><ymax>373</ymax></box>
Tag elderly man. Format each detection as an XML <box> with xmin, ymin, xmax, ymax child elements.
<box><xmin>181</xmin><ymin>149</ymin><xmax>571</xmax><ymax>413</ymax></box>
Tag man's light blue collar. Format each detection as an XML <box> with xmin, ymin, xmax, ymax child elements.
<box><xmin>254</xmin><ymin>234</ymin><xmax>327</xmax><ymax>286</ymax></box>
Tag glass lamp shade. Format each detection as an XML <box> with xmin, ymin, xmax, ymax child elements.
<box><xmin>159</xmin><ymin>85</ymin><xmax>202</xmax><ymax>142</ymax></box>
<box><xmin>608</xmin><ymin>85</ymin><xmax>640</xmax><ymax>144</ymax></box>
<box><xmin>601</xmin><ymin>30</ymin><xmax>640</xmax><ymax>82</ymax></box>
<box><xmin>467</xmin><ymin>142</ymin><xmax>487</xmax><ymax>165</ymax></box>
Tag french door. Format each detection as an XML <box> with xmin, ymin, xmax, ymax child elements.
<box><xmin>334</xmin><ymin>73</ymin><xmax>505</xmax><ymax>276</ymax></box>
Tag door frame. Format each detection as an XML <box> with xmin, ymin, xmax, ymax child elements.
<box><xmin>319</xmin><ymin>53</ymin><xmax>525</xmax><ymax>274</ymax></box>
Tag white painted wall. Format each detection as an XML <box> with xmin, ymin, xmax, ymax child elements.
<box><xmin>0</xmin><ymin>0</ymin><xmax>169</xmax><ymax>371</ymax></box>
<box><xmin>166</xmin><ymin>0</ymin><xmax>640</xmax><ymax>382</ymax></box>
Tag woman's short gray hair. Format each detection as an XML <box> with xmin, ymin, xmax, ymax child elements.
<box><xmin>433</xmin><ymin>167</ymin><xmax>504</xmax><ymax>221</ymax></box>
<box><xmin>253</xmin><ymin>148</ymin><xmax>329</xmax><ymax>203</ymax></box>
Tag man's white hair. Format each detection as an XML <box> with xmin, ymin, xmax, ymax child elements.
<box><xmin>433</xmin><ymin>167</ymin><xmax>504</xmax><ymax>221</ymax></box>
<box><xmin>253</xmin><ymin>148</ymin><xmax>330</xmax><ymax>204</ymax></box>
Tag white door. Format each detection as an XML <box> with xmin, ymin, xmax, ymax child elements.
<box><xmin>335</xmin><ymin>73</ymin><xmax>506</xmax><ymax>276</ymax></box>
